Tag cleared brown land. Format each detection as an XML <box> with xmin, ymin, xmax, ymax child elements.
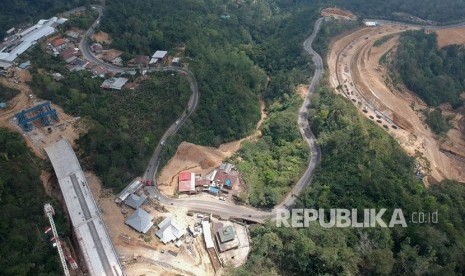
<box><xmin>158</xmin><ymin>99</ymin><xmax>267</xmax><ymax>196</ymax></box>
<box><xmin>328</xmin><ymin>24</ymin><xmax>465</xmax><ymax>183</ymax></box>
<box><xmin>0</xmin><ymin>70</ymin><xmax>83</xmax><ymax>158</ymax></box>
<box><xmin>321</xmin><ymin>7</ymin><xmax>356</xmax><ymax>20</ymax></box>
<box><xmin>435</xmin><ymin>26</ymin><xmax>465</xmax><ymax>48</ymax></box>
<box><xmin>92</xmin><ymin>31</ymin><xmax>112</xmax><ymax>44</ymax></box>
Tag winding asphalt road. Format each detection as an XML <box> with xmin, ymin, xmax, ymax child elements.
<box><xmin>78</xmin><ymin>6</ymin><xmax>324</xmax><ymax>222</ymax></box>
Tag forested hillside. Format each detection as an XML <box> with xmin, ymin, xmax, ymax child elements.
<box><xmin>0</xmin><ymin>83</ymin><xmax>19</xmax><ymax>102</ymax></box>
<box><xmin>100</xmin><ymin>0</ymin><xmax>316</xmax><ymax>147</ymax></box>
<box><xmin>392</xmin><ymin>30</ymin><xmax>465</xmax><ymax>107</ymax></box>
<box><xmin>332</xmin><ymin>0</ymin><xmax>465</xmax><ymax>23</ymax></box>
<box><xmin>0</xmin><ymin>130</ymin><xmax>69</xmax><ymax>275</ymax></box>
<box><xmin>27</xmin><ymin>47</ymin><xmax>191</xmax><ymax>191</ymax></box>
<box><xmin>0</xmin><ymin>0</ymin><xmax>90</xmax><ymax>40</ymax></box>
<box><xmin>232</xmin><ymin>86</ymin><xmax>465</xmax><ymax>275</ymax></box>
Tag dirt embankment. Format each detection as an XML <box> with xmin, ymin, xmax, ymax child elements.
<box><xmin>0</xmin><ymin>69</ymin><xmax>84</xmax><ymax>158</ymax></box>
<box><xmin>434</xmin><ymin>26</ymin><xmax>465</xmax><ymax>48</ymax></box>
<box><xmin>321</xmin><ymin>8</ymin><xmax>357</xmax><ymax>20</ymax></box>
<box><xmin>328</xmin><ymin>24</ymin><xmax>465</xmax><ymax>183</ymax></box>
<box><xmin>92</xmin><ymin>31</ymin><xmax>112</xmax><ymax>44</ymax></box>
<box><xmin>157</xmin><ymin>98</ymin><xmax>267</xmax><ymax>196</ymax></box>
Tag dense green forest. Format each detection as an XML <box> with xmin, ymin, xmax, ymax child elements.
<box><xmin>424</xmin><ymin>108</ymin><xmax>451</xmax><ymax>135</ymax></box>
<box><xmin>27</xmin><ymin>47</ymin><xmax>191</xmax><ymax>191</ymax></box>
<box><xmin>232</xmin><ymin>93</ymin><xmax>309</xmax><ymax>207</ymax></box>
<box><xmin>232</xmin><ymin>85</ymin><xmax>465</xmax><ymax>275</ymax></box>
<box><xmin>100</xmin><ymin>0</ymin><xmax>318</xmax><ymax>147</ymax></box>
<box><xmin>392</xmin><ymin>30</ymin><xmax>465</xmax><ymax>107</ymax></box>
<box><xmin>0</xmin><ymin>0</ymin><xmax>90</xmax><ymax>40</ymax></box>
<box><xmin>331</xmin><ymin>0</ymin><xmax>465</xmax><ymax>23</ymax></box>
<box><xmin>0</xmin><ymin>129</ymin><xmax>70</xmax><ymax>275</ymax></box>
<box><xmin>99</xmin><ymin>0</ymin><xmax>319</xmax><ymax>203</ymax></box>
<box><xmin>0</xmin><ymin>83</ymin><xmax>19</xmax><ymax>102</ymax></box>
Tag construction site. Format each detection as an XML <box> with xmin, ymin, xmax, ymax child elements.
<box><xmin>104</xmin><ymin>175</ymin><xmax>252</xmax><ymax>275</ymax></box>
<box><xmin>325</xmin><ymin>9</ymin><xmax>465</xmax><ymax>183</ymax></box>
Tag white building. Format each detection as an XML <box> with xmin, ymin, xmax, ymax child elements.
<box><xmin>156</xmin><ymin>217</ymin><xmax>185</xmax><ymax>244</ymax></box>
<box><xmin>364</xmin><ymin>21</ymin><xmax>379</xmax><ymax>27</ymax></box>
<box><xmin>0</xmin><ymin>17</ymin><xmax>62</xmax><ymax>67</ymax></box>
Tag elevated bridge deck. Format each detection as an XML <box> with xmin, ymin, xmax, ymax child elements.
<box><xmin>45</xmin><ymin>139</ymin><xmax>124</xmax><ymax>276</ymax></box>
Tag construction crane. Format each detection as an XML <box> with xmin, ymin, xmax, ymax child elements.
<box><xmin>44</xmin><ymin>203</ymin><xmax>72</xmax><ymax>276</ymax></box>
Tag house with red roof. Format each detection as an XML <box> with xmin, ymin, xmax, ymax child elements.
<box><xmin>51</xmin><ymin>37</ymin><xmax>67</xmax><ymax>50</ymax></box>
<box><xmin>178</xmin><ymin>171</ymin><xmax>196</xmax><ymax>193</ymax></box>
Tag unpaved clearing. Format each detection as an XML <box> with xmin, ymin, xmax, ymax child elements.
<box><xmin>328</xmin><ymin>24</ymin><xmax>465</xmax><ymax>183</ymax></box>
<box><xmin>0</xmin><ymin>69</ymin><xmax>83</xmax><ymax>158</ymax></box>
<box><xmin>84</xmin><ymin>170</ymin><xmax>215</xmax><ymax>276</ymax></box>
<box><xmin>92</xmin><ymin>31</ymin><xmax>112</xmax><ymax>44</ymax></box>
<box><xmin>321</xmin><ymin>7</ymin><xmax>356</xmax><ymax>20</ymax></box>
<box><xmin>297</xmin><ymin>84</ymin><xmax>309</xmax><ymax>100</ymax></box>
<box><xmin>434</xmin><ymin>26</ymin><xmax>465</xmax><ymax>48</ymax></box>
<box><xmin>158</xmin><ymin>98</ymin><xmax>267</xmax><ymax>196</ymax></box>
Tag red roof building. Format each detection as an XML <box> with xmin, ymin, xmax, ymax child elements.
<box><xmin>61</xmin><ymin>48</ymin><xmax>79</xmax><ymax>63</ymax></box>
<box><xmin>179</xmin><ymin>171</ymin><xmax>191</xmax><ymax>181</ymax></box>
<box><xmin>51</xmin><ymin>37</ymin><xmax>67</xmax><ymax>48</ymax></box>
<box><xmin>178</xmin><ymin>171</ymin><xmax>196</xmax><ymax>193</ymax></box>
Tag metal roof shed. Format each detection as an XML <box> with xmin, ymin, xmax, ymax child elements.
<box><xmin>156</xmin><ymin>217</ymin><xmax>185</xmax><ymax>244</ymax></box>
<box><xmin>125</xmin><ymin>208</ymin><xmax>154</xmax><ymax>233</ymax></box>
<box><xmin>124</xmin><ymin>193</ymin><xmax>147</xmax><ymax>209</ymax></box>
<box><xmin>218</xmin><ymin>225</ymin><xmax>235</xmax><ymax>243</ymax></box>
<box><xmin>202</xmin><ymin>221</ymin><xmax>214</xmax><ymax>249</ymax></box>
<box><xmin>152</xmin><ymin>50</ymin><xmax>167</xmax><ymax>59</ymax></box>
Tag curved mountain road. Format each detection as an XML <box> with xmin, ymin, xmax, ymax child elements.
<box><xmin>78</xmin><ymin>7</ymin><xmax>324</xmax><ymax>222</ymax></box>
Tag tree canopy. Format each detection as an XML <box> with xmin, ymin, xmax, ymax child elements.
<box><xmin>0</xmin><ymin>129</ymin><xmax>69</xmax><ymax>275</ymax></box>
<box><xmin>392</xmin><ymin>30</ymin><xmax>465</xmax><ymax>107</ymax></box>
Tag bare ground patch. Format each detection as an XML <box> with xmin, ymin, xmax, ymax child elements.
<box><xmin>321</xmin><ymin>7</ymin><xmax>357</xmax><ymax>20</ymax></box>
<box><xmin>434</xmin><ymin>27</ymin><xmax>465</xmax><ymax>48</ymax></box>
<box><xmin>92</xmin><ymin>31</ymin><xmax>112</xmax><ymax>44</ymax></box>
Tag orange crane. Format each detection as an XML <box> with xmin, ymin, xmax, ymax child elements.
<box><xmin>44</xmin><ymin>203</ymin><xmax>78</xmax><ymax>275</ymax></box>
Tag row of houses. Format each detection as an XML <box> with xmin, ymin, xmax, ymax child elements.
<box><xmin>178</xmin><ymin>162</ymin><xmax>240</xmax><ymax>195</ymax></box>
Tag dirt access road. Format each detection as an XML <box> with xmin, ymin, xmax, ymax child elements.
<box><xmin>328</xmin><ymin>22</ymin><xmax>465</xmax><ymax>183</ymax></box>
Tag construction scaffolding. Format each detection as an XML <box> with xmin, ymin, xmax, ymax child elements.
<box><xmin>15</xmin><ymin>102</ymin><xmax>58</xmax><ymax>131</ymax></box>
<box><xmin>44</xmin><ymin>203</ymin><xmax>72</xmax><ymax>276</ymax></box>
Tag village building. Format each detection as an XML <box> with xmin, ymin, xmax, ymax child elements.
<box><xmin>149</xmin><ymin>50</ymin><xmax>167</xmax><ymax>66</ymax></box>
<box><xmin>66</xmin><ymin>30</ymin><xmax>80</xmax><ymax>40</ymax></box>
<box><xmin>91</xmin><ymin>64</ymin><xmax>108</xmax><ymax>76</ymax></box>
<box><xmin>111</xmin><ymin>57</ymin><xmax>123</xmax><ymax>66</ymax></box>
<box><xmin>0</xmin><ymin>17</ymin><xmax>65</xmax><ymax>69</ymax></box>
<box><xmin>128</xmin><ymin>55</ymin><xmax>150</xmax><ymax>67</ymax></box>
<box><xmin>178</xmin><ymin>171</ymin><xmax>196</xmax><ymax>194</ymax></box>
<box><xmin>18</xmin><ymin>60</ymin><xmax>31</xmax><ymax>70</ymax></box>
<box><xmin>125</xmin><ymin>208</ymin><xmax>154</xmax><ymax>234</ymax></box>
<box><xmin>172</xmin><ymin>57</ymin><xmax>181</xmax><ymax>66</ymax></box>
<box><xmin>60</xmin><ymin>47</ymin><xmax>79</xmax><ymax>63</ymax></box>
<box><xmin>52</xmin><ymin>72</ymin><xmax>64</xmax><ymax>81</ymax></box>
<box><xmin>213</xmin><ymin>223</ymin><xmax>239</xmax><ymax>252</ymax></box>
<box><xmin>90</xmin><ymin>42</ymin><xmax>103</xmax><ymax>53</ymax></box>
<box><xmin>155</xmin><ymin>217</ymin><xmax>185</xmax><ymax>244</ymax></box>
<box><xmin>115</xmin><ymin>178</ymin><xmax>144</xmax><ymax>203</ymax></box>
<box><xmin>51</xmin><ymin>37</ymin><xmax>67</xmax><ymax>50</ymax></box>
<box><xmin>100</xmin><ymin>77</ymin><xmax>128</xmax><ymax>90</ymax></box>
<box><xmin>124</xmin><ymin>194</ymin><xmax>147</xmax><ymax>209</ymax></box>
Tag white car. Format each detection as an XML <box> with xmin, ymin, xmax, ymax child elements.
<box><xmin>219</xmin><ymin>197</ymin><xmax>226</xmax><ymax>201</ymax></box>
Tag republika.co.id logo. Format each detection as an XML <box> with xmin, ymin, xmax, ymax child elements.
<box><xmin>276</xmin><ymin>208</ymin><xmax>438</xmax><ymax>228</ymax></box>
